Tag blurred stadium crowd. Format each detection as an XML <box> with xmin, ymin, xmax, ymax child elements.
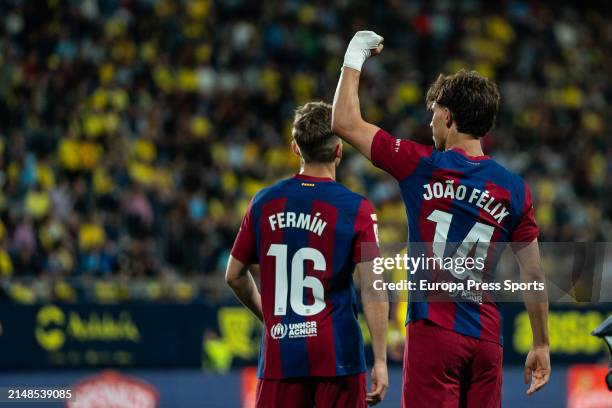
<box><xmin>0</xmin><ymin>0</ymin><xmax>610</xmax><ymax>302</ymax></box>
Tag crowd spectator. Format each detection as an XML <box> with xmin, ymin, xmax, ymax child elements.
<box><xmin>0</xmin><ymin>0</ymin><xmax>610</xmax><ymax>302</ymax></box>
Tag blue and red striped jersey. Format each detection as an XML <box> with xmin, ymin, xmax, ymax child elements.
<box><xmin>371</xmin><ymin>129</ymin><xmax>538</xmax><ymax>345</ymax></box>
<box><xmin>231</xmin><ymin>174</ymin><xmax>379</xmax><ymax>379</ymax></box>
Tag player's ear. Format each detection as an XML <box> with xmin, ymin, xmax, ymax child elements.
<box><xmin>335</xmin><ymin>141</ymin><xmax>342</xmax><ymax>159</ymax></box>
<box><xmin>445</xmin><ymin>108</ymin><xmax>453</xmax><ymax>128</ymax></box>
<box><xmin>291</xmin><ymin>140</ymin><xmax>302</xmax><ymax>158</ymax></box>
<box><xmin>334</xmin><ymin>141</ymin><xmax>343</xmax><ymax>166</ymax></box>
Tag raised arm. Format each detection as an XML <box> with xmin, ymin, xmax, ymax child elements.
<box><xmin>332</xmin><ymin>31</ymin><xmax>384</xmax><ymax>160</ymax></box>
<box><xmin>513</xmin><ymin>239</ymin><xmax>551</xmax><ymax>396</ymax></box>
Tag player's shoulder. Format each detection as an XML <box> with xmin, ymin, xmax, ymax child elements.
<box><xmin>249</xmin><ymin>176</ymin><xmax>373</xmax><ymax>215</ymax></box>
<box><xmin>248</xmin><ymin>177</ymin><xmax>295</xmax><ymax>207</ymax></box>
<box><xmin>487</xmin><ymin>159</ymin><xmax>528</xmax><ymax>190</ymax></box>
<box><xmin>484</xmin><ymin>158</ymin><xmax>532</xmax><ymax>211</ymax></box>
<box><xmin>330</xmin><ymin>181</ymin><xmax>372</xmax><ymax>206</ymax></box>
<box><xmin>377</xmin><ymin>128</ymin><xmax>434</xmax><ymax>156</ymax></box>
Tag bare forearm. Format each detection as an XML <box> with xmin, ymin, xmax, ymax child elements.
<box><xmin>332</xmin><ymin>68</ymin><xmax>377</xmax><ymax>159</ymax></box>
<box><xmin>515</xmin><ymin>240</ymin><xmax>549</xmax><ymax>347</ymax></box>
<box><xmin>332</xmin><ymin>68</ymin><xmax>363</xmax><ymax>131</ymax></box>
<box><xmin>521</xmin><ymin>265</ymin><xmax>548</xmax><ymax>346</ymax></box>
<box><xmin>363</xmin><ymin>298</ymin><xmax>388</xmax><ymax>363</ymax></box>
<box><xmin>525</xmin><ymin>300</ymin><xmax>549</xmax><ymax>346</ymax></box>
<box><xmin>228</xmin><ymin>273</ymin><xmax>263</xmax><ymax>321</ymax></box>
<box><xmin>357</xmin><ymin>261</ymin><xmax>388</xmax><ymax>363</ymax></box>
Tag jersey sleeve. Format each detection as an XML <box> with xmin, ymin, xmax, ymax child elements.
<box><xmin>370</xmin><ymin>128</ymin><xmax>434</xmax><ymax>180</ymax></box>
<box><xmin>353</xmin><ymin>198</ymin><xmax>381</xmax><ymax>263</ymax></box>
<box><xmin>511</xmin><ymin>182</ymin><xmax>539</xmax><ymax>243</ymax></box>
<box><xmin>230</xmin><ymin>199</ymin><xmax>257</xmax><ymax>264</ymax></box>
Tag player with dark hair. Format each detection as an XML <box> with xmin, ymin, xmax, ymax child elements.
<box><xmin>332</xmin><ymin>31</ymin><xmax>550</xmax><ymax>407</ymax></box>
<box><xmin>226</xmin><ymin>101</ymin><xmax>389</xmax><ymax>407</ymax></box>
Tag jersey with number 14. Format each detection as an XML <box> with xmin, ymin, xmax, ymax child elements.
<box><xmin>231</xmin><ymin>174</ymin><xmax>379</xmax><ymax>379</ymax></box>
<box><xmin>371</xmin><ymin>129</ymin><xmax>539</xmax><ymax>345</ymax></box>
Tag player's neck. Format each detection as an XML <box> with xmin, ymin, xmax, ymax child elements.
<box><xmin>445</xmin><ymin>132</ymin><xmax>484</xmax><ymax>157</ymax></box>
<box><xmin>299</xmin><ymin>162</ymin><xmax>336</xmax><ymax>180</ymax></box>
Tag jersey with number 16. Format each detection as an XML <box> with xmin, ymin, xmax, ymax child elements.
<box><xmin>231</xmin><ymin>174</ymin><xmax>380</xmax><ymax>379</ymax></box>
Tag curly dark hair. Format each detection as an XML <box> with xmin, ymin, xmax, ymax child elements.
<box><xmin>426</xmin><ymin>69</ymin><xmax>501</xmax><ymax>137</ymax></box>
<box><xmin>292</xmin><ymin>101</ymin><xmax>339</xmax><ymax>163</ymax></box>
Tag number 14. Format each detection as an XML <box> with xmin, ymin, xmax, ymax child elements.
<box><xmin>427</xmin><ymin>209</ymin><xmax>494</xmax><ymax>280</ymax></box>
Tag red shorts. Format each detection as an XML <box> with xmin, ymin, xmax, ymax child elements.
<box><xmin>256</xmin><ymin>373</ymin><xmax>366</xmax><ymax>408</ymax></box>
<box><xmin>402</xmin><ymin>319</ymin><xmax>502</xmax><ymax>408</ymax></box>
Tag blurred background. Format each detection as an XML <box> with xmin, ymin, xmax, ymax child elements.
<box><xmin>0</xmin><ymin>0</ymin><xmax>610</xmax><ymax>407</ymax></box>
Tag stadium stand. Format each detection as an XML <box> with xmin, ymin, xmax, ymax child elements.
<box><xmin>0</xmin><ymin>0</ymin><xmax>609</xmax><ymax>303</ymax></box>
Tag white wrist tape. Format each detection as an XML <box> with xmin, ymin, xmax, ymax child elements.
<box><xmin>343</xmin><ymin>31</ymin><xmax>384</xmax><ymax>71</ymax></box>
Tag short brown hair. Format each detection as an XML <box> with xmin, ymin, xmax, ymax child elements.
<box><xmin>426</xmin><ymin>69</ymin><xmax>500</xmax><ymax>137</ymax></box>
<box><xmin>292</xmin><ymin>101</ymin><xmax>339</xmax><ymax>163</ymax></box>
